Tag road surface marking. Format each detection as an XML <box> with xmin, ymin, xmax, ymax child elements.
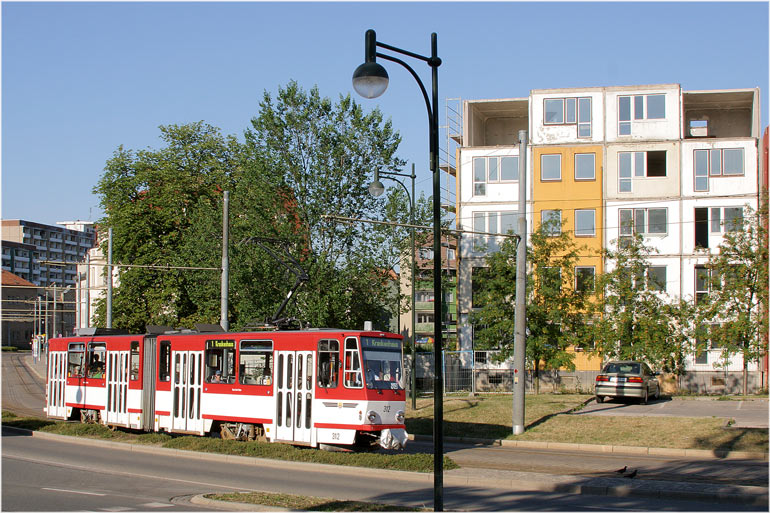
<box><xmin>41</xmin><ymin>487</ymin><xmax>106</xmax><ymax>496</ymax></box>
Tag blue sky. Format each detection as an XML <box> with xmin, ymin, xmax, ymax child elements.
<box><xmin>2</xmin><ymin>1</ymin><xmax>768</xmax><ymax>226</ymax></box>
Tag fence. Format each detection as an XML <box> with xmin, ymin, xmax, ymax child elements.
<box><xmin>404</xmin><ymin>351</ymin><xmax>765</xmax><ymax>396</ymax></box>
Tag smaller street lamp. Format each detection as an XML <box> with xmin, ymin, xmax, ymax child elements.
<box><xmin>368</xmin><ymin>164</ymin><xmax>418</xmax><ymax>409</ymax></box>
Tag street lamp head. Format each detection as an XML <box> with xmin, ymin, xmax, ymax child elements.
<box><xmin>368</xmin><ymin>179</ymin><xmax>386</xmax><ymax>197</ymax></box>
<box><xmin>352</xmin><ymin>29</ymin><xmax>389</xmax><ymax>99</ymax></box>
<box><xmin>352</xmin><ymin>61</ymin><xmax>389</xmax><ymax>99</ymax></box>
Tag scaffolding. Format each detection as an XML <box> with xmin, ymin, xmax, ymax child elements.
<box><xmin>439</xmin><ymin>98</ymin><xmax>462</xmax><ymax>223</ymax></box>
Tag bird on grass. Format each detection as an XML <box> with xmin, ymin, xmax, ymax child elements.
<box><xmin>615</xmin><ymin>466</ymin><xmax>627</xmax><ymax>474</ymax></box>
<box><xmin>624</xmin><ymin>469</ymin><xmax>638</xmax><ymax>479</ymax></box>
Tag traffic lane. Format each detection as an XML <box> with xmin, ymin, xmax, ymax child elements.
<box><xmin>408</xmin><ymin>439</ymin><xmax>768</xmax><ymax>487</ymax></box>
<box><xmin>3</xmin><ymin>434</ymin><xmax>761</xmax><ymax>513</ymax></box>
<box><xmin>575</xmin><ymin>397</ymin><xmax>769</xmax><ymax>428</ymax></box>
<box><xmin>2</xmin><ymin>453</ymin><xmax>215</xmax><ymax>511</ymax></box>
<box><xmin>1</xmin><ymin>429</ymin><xmax>433</xmax><ymax>509</ymax></box>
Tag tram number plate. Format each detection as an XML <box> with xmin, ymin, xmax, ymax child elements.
<box><xmin>331</xmin><ymin>432</ymin><xmax>340</xmax><ymax>440</ymax></box>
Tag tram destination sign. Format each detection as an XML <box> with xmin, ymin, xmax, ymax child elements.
<box><xmin>206</xmin><ymin>339</ymin><xmax>235</xmax><ymax>349</ymax></box>
<box><xmin>361</xmin><ymin>337</ymin><xmax>400</xmax><ymax>351</ymax></box>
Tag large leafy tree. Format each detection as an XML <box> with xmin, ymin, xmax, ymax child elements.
<box><xmin>242</xmin><ymin>81</ymin><xmax>407</xmax><ymax>330</ymax></box>
<box><xmin>471</xmin><ymin>216</ymin><xmax>594</xmax><ymax>393</ymax></box>
<box><xmin>93</xmin><ymin>82</ymin><xmax>410</xmax><ymax>333</ymax></box>
<box><xmin>696</xmin><ymin>203</ymin><xmax>768</xmax><ymax>394</ymax></box>
<box><xmin>592</xmin><ymin>233</ymin><xmax>673</xmax><ymax>366</ymax></box>
<box><xmin>92</xmin><ymin>122</ymin><xmax>243</xmax><ymax>331</ymax></box>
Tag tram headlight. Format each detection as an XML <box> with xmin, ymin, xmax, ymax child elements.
<box><xmin>396</xmin><ymin>410</ymin><xmax>405</xmax><ymax>424</ymax></box>
<box><xmin>367</xmin><ymin>410</ymin><xmax>377</xmax><ymax>423</ymax></box>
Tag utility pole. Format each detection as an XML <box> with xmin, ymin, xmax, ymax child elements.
<box><xmin>513</xmin><ymin>130</ymin><xmax>528</xmax><ymax>435</ymax></box>
<box><xmin>221</xmin><ymin>190</ymin><xmax>230</xmax><ymax>331</ymax></box>
<box><xmin>107</xmin><ymin>227</ymin><xmax>113</xmax><ymax>328</ymax></box>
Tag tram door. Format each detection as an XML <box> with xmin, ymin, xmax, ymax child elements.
<box><xmin>47</xmin><ymin>352</ymin><xmax>67</xmax><ymax>418</ymax></box>
<box><xmin>171</xmin><ymin>351</ymin><xmax>203</xmax><ymax>433</ymax></box>
<box><xmin>105</xmin><ymin>350</ymin><xmax>129</xmax><ymax>425</ymax></box>
<box><xmin>275</xmin><ymin>351</ymin><xmax>314</xmax><ymax>443</ymax></box>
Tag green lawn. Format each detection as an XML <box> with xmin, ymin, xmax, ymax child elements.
<box><xmin>406</xmin><ymin>393</ymin><xmax>767</xmax><ymax>452</ymax></box>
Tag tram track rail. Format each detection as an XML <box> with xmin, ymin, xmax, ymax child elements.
<box><xmin>2</xmin><ymin>352</ymin><xmax>47</xmax><ymax>419</ymax></box>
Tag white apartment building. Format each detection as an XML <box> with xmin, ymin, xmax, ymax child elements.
<box><xmin>452</xmin><ymin>84</ymin><xmax>764</xmax><ymax>391</ymax></box>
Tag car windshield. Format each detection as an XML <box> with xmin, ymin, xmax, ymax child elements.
<box><xmin>603</xmin><ymin>362</ymin><xmax>640</xmax><ymax>374</ymax></box>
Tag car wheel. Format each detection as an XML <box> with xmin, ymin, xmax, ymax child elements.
<box><xmin>641</xmin><ymin>387</ymin><xmax>649</xmax><ymax>405</ymax></box>
<box><xmin>653</xmin><ymin>384</ymin><xmax>661</xmax><ymax>400</ymax></box>
<box><xmin>596</xmin><ymin>395</ymin><xmax>604</xmax><ymax>404</ymax></box>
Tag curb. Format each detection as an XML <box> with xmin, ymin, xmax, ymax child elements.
<box><xmin>189</xmin><ymin>494</ymin><xmax>291</xmax><ymax>511</ymax></box>
<box><xmin>7</xmin><ymin>427</ymin><xmax>767</xmax><ymax>508</ymax></box>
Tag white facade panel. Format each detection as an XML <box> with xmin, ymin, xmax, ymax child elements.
<box><xmin>680</xmin><ymin>197</ymin><xmax>758</xmax><ymax>255</ymax></box>
<box><xmin>605</xmin><ymin>199</ymin><xmax>682</xmax><ymax>256</ymax></box>
<box><xmin>681</xmin><ymin>139</ymin><xmax>758</xmax><ymax>197</ymax></box>
<box><xmin>605</xmin><ymin>142</ymin><xmax>680</xmax><ymax>199</ymax></box>
<box><xmin>605</xmin><ymin>86</ymin><xmax>680</xmax><ymax>142</ymax></box>
<box><xmin>530</xmin><ymin>90</ymin><xmax>604</xmax><ymax>145</ymax></box>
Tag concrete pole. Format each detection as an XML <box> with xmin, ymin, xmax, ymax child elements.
<box><xmin>85</xmin><ymin>253</ymin><xmax>91</xmax><ymax>328</ymax></box>
<box><xmin>221</xmin><ymin>190</ymin><xmax>230</xmax><ymax>332</ymax></box>
<box><xmin>107</xmin><ymin>227</ymin><xmax>113</xmax><ymax>328</ymax></box>
<box><xmin>53</xmin><ymin>284</ymin><xmax>57</xmax><ymax>338</ymax></box>
<box><xmin>513</xmin><ymin>130</ymin><xmax>528</xmax><ymax>435</ymax></box>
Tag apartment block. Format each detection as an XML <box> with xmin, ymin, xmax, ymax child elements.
<box><xmin>453</xmin><ymin>84</ymin><xmax>763</xmax><ymax>388</ymax></box>
<box><xmin>2</xmin><ymin>219</ymin><xmax>96</xmax><ymax>288</ymax></box>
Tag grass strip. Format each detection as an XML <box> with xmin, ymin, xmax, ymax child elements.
<box><xmin>1</xmin><ymin>411</ymin><xmax>457</xmax><ymax>473</ymax></box>
<box><xmin>405</xmin><ymin>393</ymin><xmax>768</xmax><ymax>452</ymax></box>
<box><xmin>206</xmin><ymin>491</ymin><xmax>429</xmax><ymax>511</ymax></box>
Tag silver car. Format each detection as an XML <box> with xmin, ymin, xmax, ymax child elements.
<box><xmin>595</xmin><ymin>360</ymin><xmax>661</xmax><ymax>404</ymax></box>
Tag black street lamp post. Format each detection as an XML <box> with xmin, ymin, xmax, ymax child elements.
<box><xmin>353</xmin><ymin>29</ymin><xmax>444</xmax><ymax>511</ymax></box>
<box><xmin>368</xmin><ymin>164</ymin><xmax>418</xmax><ymax>410</ymax></box>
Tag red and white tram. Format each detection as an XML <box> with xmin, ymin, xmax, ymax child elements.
<box><xmin>44</xmin><ymin>327</ymin><xmax>408</xmax><ymax>450</ymax></box>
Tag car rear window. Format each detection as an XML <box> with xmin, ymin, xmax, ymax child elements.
<box><xmin>603</xmin><ymin>363</ymin><xmax>640</xmax><ymax>374</ymax></box>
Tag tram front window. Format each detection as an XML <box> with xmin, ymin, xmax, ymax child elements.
<box><xmin>361</xmin><ymin>337</ymin><xmax>403</xmax><ymax>390</ymax></box>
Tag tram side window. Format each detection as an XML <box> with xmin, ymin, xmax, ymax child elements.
<box><xmin>239</xmin><ymin>340</ymin><xmax>273</xmax><ymax>385</ymax></box>
<box><xmin>67</xmin><ymin>343</ymin><xmax>85</xmax><ymax>377</ymax></box>
<box><xmin>205</xmin><ymin>340</ymin><xmax>236</xmax><ymax>383</ymax></box>
<box><xmin>130</xmin><ymin>341</ymin><xmax>140</xmax><ymax>381</ymax></box>
<box><xmin>159</xmin><ymin>341</ymin><xmax>171</xmax><ymax>381</ymax></box>
<box><xmin>86</xmin><ymin>343</ymin><xmax>106</xmax><ymax>378</ymax></box>
<box><xmin>344</xmin><ymin>337</ymin><xmax>363</xmax><ymax>388</ymax></box>
<box><xmin>317</xmin><ymin>339</ymin><xmax>339</xmax><ymax>388</ymax></box>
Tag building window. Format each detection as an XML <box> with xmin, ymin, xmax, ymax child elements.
<box><xmin>574</xmin><ymin>209</ymin><xmax>596</xmax><ymax>237</ymax></box>
<box><xmin>473</xmin><ymin>156</ymin><xmax>519</xmax><ymax>196</ymax></box>
<box><xmin>696</xmin><ymin>207</ymin><xmax>744</xmax><ymax>248</ymax></box>
<box><xmin>694</xmin><ymin>149</ymin><xmax>744</xmax><ymax>192</ymax></box>
<box><xmin>541</xmin><ymin>154</ymin><xmax>562</xmax><ymax>181</ymax></box>
<box><xmin>473</xmin><ymin>158</ymin><xmax>486</xmax><ymax>196</ymax></box>
<box><xmin>694</xmin><ymin>266</ymin><xmax>711</xmax><ymax>305</ymax></box>
<box><xmin>618</xmin><ymin>94</ymin><xmax>665</xmax><ymax>135</ymax></box>
<box><xmin>541</xmin><ymin>210</ymin><xmax>562</xmax><ymax>236</ymax></box>
<box><xmin>575</xmin><ymin>266</ymin><xmax>595</xmax><ymax>293</ymax></box>
<box><xmin>472</xmin><ymin>211</ymin><xmax>519</xmax><ymax>254</ymax></box>
<box><xmin>619</xmin><ymin>208</ymin><xmax>667</xmax><ymax>237</ymax></box>
<box><xmin>544</xmin><ymin>97</ymin><xmax>591</xmax><ymax>137</ymax></box>
<box><xmin>618</xmin><ymin>151</ymin><xmax>666</xmax><ymax>192</ymax></box>
<box><xmin>646</xmin><ymin>266</ymin><xmax>667</xmax><ymax>292</ymax></box>
<box><xmin>574</xmin><ymin>153</ymin><xmax>596</xmax><ymax>180</ymax></box>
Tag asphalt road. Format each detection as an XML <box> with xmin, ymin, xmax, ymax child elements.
<box><xmin>576</xmin><ymin>396</ymin><xmax>769</xmax><ymax>428</ymax></box>
<box><xmin>2</xmin><ymin>429</ymin><xmax>762</xmax><ymax>512</ymax></box>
